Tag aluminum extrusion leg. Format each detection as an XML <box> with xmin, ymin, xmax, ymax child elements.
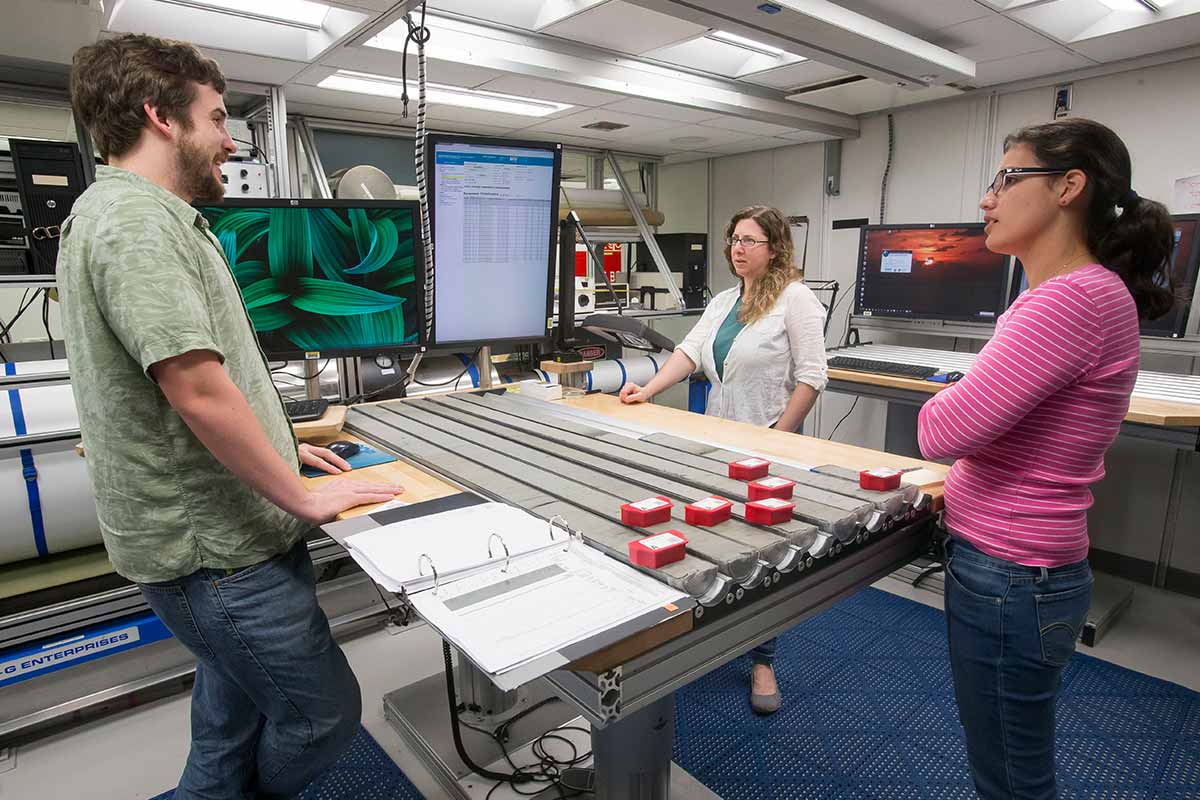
<box><xmin>592</xmin><ymin>693</ymin><xmax>674</xmax><ymax>800</ymax></box>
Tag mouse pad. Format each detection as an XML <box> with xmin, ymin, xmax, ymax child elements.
<box><xmin>301</xmin><ymin>445</ymin><xmax>398</xmax><ymax>478</ymax></box>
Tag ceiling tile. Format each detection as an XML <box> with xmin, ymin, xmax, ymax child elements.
<box><xmin>200</xmin><ymin>47</ymin><xmax>307</xmax><ymax>85</ymax></box>
<box><xmin>622</xmin><ymin>123</ymin><xmax>764</xmax><ymax>148</ymax></box>
<box><xmin>740</xmin><ymin>60</ymin><xmax>855</xmax><ymax>90</ymax></box>
<box><xmin>706</xmin><ymin>137</ymin><xmax>794</xmax><ymax>155</ymax></box>
<box><xmin>1070</xmin><ymin>13</ymin><xmax>1200</xmax><ymax>61</ymax></box>
<box><xmin>778</xmin><ymin>130</ymin><xmax>839</xmax><ymax>144</ymax></box>
<box><xmin>974</xmin><ymin>48</ymin><xmax>1097</xmax><ymax>85</ymax></box>
<box><xmin>1006</xmin><ymin>0</ymin><xmax>1110</xmax><ymax>43</ymax></box>
<box><xmin>285</xmin><ymin>83</ymin><xmax>407</xmax><ymax>115</ymax></box>
<box><xmin>322</xmin><ymin>45</ymin><xmax>504</xmax><ymax>88</ymax></box>
<box><xmin>287</xmin><ymin>102</ymin><xmax>407</xmax><ymax>126</ymax></box>
<box><xmin>424</xmin><ymin>0</ymin><xmax>541</xmax><ymax>28</ymax></box>
<box><xmin>518</xmin><ymin>107</ymin><xmax>680</xmax><ymax>138</ymax></box>
<box><xmin>698</xmin><ymin>117</ymin><xmax>804</xmax><ymax>136</ymax></box>
<box><xmin>823</xmin><ymin>0</ymin><xmax>995</xmax><ymax>38</ymax></box>
<box><xmin>471</xmin><ymin>75</ymin><xmax>627</xmax><ymax>107</ymax></box>
<box><xmin>931</xmin><ymin>15</ymin><xmax>1061</xmax><ymax>61</ymax></box>
<box><xmin>663</xmin><ymin>151</ymin><xmax>719</xmax><ymax>164</ymax></box>
<box><xmin>542</xmin><ymin>0</ymin><xmax>708</xmax><ymax>55</ymax></box>
<box><xmin>419</xmin><ymin>103</ymin><xmax>567</xmax><ymax>129</ymax></box>
<box><xmin>600</xmin><ymin>98</ymin><xmax>723</xmax><ymax>123</ymax></box>
<box><xmin>644</xmin><ymin>36</ymin><xmax>766</xmax><ymax>79</ymax></box>
<box><xmin>788</xmin><ymin>80</ymin><xmax>962</xmax><ymax>115</ymax></box>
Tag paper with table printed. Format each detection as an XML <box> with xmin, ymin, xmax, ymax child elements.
<box><xmin>409</xmin><ymin>539</ymin><xmax>686</xmax><ymax>680</ymax></box>
<box><xmin>340</xmin><ymin>500</ymin><xmax>689</xmax><ymax>683</ymax></box>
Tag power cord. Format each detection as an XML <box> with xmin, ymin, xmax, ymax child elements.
<box><xmin>42</xmin><ymin>290</ymin><xmax>55</xmax><ymax>359</ymax></box>
<box><xmin>826</xmin><ymin>396</ymin><xmax>860</xmax><ymax>441</ymax></box>
<box><xmin>271</xmin><ymin>358</ymin><xmax>332</xmax><ymax>380</ymax></box>
<box><xmin>880</xmin><ymin>113</ymin><xmax>895</xmax><ymax>224</ymax></box>
<box><xmin>399</xmin><ymin>1</ymin><xmax>436</xmax><ymax>346</ymax></box>
<box><xmin>411</xmin><ymin>346</ymin><xmax>483</xmax><ymax>388</ymax></box>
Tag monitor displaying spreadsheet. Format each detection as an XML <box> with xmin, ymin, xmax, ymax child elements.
<box><xmin>427</xmin><ymin>135</ymin><xmax>562</xmax><ymax>347</ymax></box>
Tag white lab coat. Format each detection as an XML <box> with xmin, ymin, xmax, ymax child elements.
<box><xmin>676</xmin><ymin>282</ymin><xmax>828</xmax><ymax>428</ymax></box>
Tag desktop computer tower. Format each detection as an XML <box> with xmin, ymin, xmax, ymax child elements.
<box><xmin>635</xmin><ymin>232</ymin><xmax>708</xmax><ymax>308</ymax></box>
<box><xmin>10</xmin><ymin>139</ymin><xmax>89</xmax><ymax>275</ymax></box>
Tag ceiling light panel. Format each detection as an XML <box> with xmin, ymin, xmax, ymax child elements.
<box><xmin>706</xmin><ymin>29</ymin><xmax>786</xmax><ymax>55</ymax></box>
<box><xmin>540</xmin><ymin>0</ymin><xmax>710</xmax><ymax>55</ymax></box>
<box><xmin>317</xmin><ymin>71</ymin><xmax>574</xmax><ymax>116</ymax></box>
<box><xmin>159</xmin><ymin>0</ymin><xmax>330</xmax><ymax>28</ymax></box>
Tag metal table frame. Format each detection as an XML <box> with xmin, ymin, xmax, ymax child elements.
<box><xmin>381</xmin><ymin>512</ymin><xmax>934</xmax><ymax>799</ymax></box>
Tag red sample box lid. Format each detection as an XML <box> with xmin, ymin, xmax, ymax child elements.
<box><xmin>684</xmin><ymin>496</ymin><xmax>734</xmax><ymax>526</ymax></box>
<box><xmin>728</xmin><ymin>457</ymin><xmax>770</xmax><ymax>480</ymax></box>
<box><xmin>748</xmin><ymin>476</ymin><xmax>796</xmax><ymax>501</ymax></box>
<box><xmin>621</xmin><ymin>496</ymin><xmax>674</xmax><ymax>527</ymax></box>
<box><xmin>860</xmin><ymin>468</ymin><xmax>902</xmax><ymax>490</ymax></box>
<box><xmin>744</xmin><ymin>497</ymin><xmax>795</xmax><ymax>525</ymax></box>
<box><xmin>628</xmin><ymin>530</ymin><xmax>688</xmax><ymax>568</ymax></box>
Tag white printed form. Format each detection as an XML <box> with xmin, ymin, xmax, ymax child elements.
<box><xmin>410</xmin><ymin>543</ymin><xmax>684</xmax><ymax>677</ymax></box>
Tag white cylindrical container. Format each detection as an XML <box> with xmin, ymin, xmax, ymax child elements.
<box><xmin>532</xmin><ymin>355</ymin><xmax>662</xmax><ymax>394</ymax></box>
<box><xmin>1</xmin><ymin>359</ymin><xmax>102</xmax><ymax>565</ymax></box>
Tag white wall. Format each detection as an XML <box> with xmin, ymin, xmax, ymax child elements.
<box><xmin>659</xmin><ymin>53</ymin><xmax>1200</xmax><ymax>578</ymax></box>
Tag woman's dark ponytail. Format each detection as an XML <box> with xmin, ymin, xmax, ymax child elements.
<box><xmin>1003</xmin><ymin>118</ymin><xmax>1177</xmax><ymax>320</ymax></box>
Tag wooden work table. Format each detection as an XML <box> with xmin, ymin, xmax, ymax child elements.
<box><xmin>302</xmin><ymin>389</ymin><xmax>948</xmax><ymax>520</ymax></box>
<box><xmin>827</xmin><ymin>368</ymin><xmax>1200</xmax><ymax>428</ymax></box>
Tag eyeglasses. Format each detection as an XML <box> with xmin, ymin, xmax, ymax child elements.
<box><xmin>726</xmin><ymin>236</ymin><xmax>769</xmax><ymax>249</ymax></box>
<box><xmin>986</xmin><ymin>167</ymin><xmax>1070</xmax><ymax>197</ymax></box>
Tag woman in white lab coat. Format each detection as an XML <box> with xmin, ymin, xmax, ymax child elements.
<box><xmin>619</xmin><ymin>204</ymin><xmax>828</xmax><ymax>714</ymax></box>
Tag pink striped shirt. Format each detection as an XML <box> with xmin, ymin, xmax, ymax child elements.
<box><xmin>917</xmin><ymin>264</ymin><xmax>1140</xmax><ymax>567</ymax></box>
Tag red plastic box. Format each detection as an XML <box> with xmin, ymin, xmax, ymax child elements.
<box><xmin>621</xmin><ymin>496</ymin><xmax>673</xmax><ymax>527</ymax></box>
<box><xmin>684</xmin><ymin>496</ymin><xmax>734</xmax><ymax>526</ymax></box>
<box><xmin>728</xmin><ymin>457</ymin><xmax>770</xmax><ymax>480</ymax></box>
<box><xmin>748</xmin><ymin>476</ymin><xmax>796</xmax><ymax>501</ymax></box>
<box><xmin>860</xmin><ymin>468</ymin><xmax>902</xmax><ymax>491</ymax></box>
<box><xmin>744</xmin><ymin>498</ymin><xmax>795</xmax><ymax>525</ymax></box>
<box><xmin>627</xmin><ymin>530</ymin><xmax>688</xmax><ymax>568</ymax></box>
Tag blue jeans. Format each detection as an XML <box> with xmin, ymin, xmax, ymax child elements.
<box><xmin>944</xmin><ymin>535</ymin><xmax>1093</xmax><ymax>800</ymax></box>
<box><xmin>138</xmin><ymin>540</ymin><xmax>361</xmax><ymax>800</ymax></box>
<box><xmin>750</xmin><ymin>637</ymin><xmax>776</xmax><ymax>667</ymax></box>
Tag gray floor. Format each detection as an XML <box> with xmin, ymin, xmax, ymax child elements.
<box><xmin>2</xmin><ymin>574</ymin><xmax>1198</xmax><ymax>800</ymax></box>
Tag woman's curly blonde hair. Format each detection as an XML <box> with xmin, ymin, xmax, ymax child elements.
<box><xmin>723</xmin><ymin>205</ymin><xmax>801</xmax><ymax>324</ymax></box>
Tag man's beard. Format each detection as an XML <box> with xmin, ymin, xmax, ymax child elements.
<box><xmin>177</xmin><ymin>133</ymin><xmax>224</xmax><ymax>203</ymax></box>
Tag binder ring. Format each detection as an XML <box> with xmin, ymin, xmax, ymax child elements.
<box><xmin>487</xmin><ymin>532</ymin><xmax>511</xmax><ymax>573</ymax></box>
<box><xmin>548</xmin><ymin>515</ymin><xmax>582</xmax><ymax>552</ymax></box>
<box><xmin>417</xmin><ymin>553</ymin><xmax>439</xmax><ymax>594</ymax></box>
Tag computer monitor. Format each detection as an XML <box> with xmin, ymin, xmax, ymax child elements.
<box><xmin>196</xmin><ymin>199</ymin><xmax>424</xmax><ymax>360</ymax></box>
<box><xmin>1142</xmin><ymin>214</ymin><xmax>1199</xmax><ymax>338</ymax></box>
<box><xmin>426</xmin><ymin>134</ymin><xmax>562</xmax><ymax>347</ymax></box>
<box><xmin>854</xmin><ymin>223</ymin><xmax>1010</xmax><ymax>323</ymax></box>
<box><xmin>1006</xmin><ymin>215</ymin><xmax>1200</xmax><ymax>338</ymax></box>
<box><xmin>1006</xmin><ymin>259</ymin><xmax>1028</xmax><ymax>309</ymax></box>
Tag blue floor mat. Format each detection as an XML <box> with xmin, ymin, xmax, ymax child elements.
<box><xmin>150</xmin><ymin>726</ymin><xmax>424</xmax><ymax>800</ymax></box>
<box><xmin>674</xmin><ymin>587</ymin><xmax>1200</xmax><ymax>799</ymax></box>
<box><xmin>148</xmin><ymin>588</ymin><xmax>1199</xmax><ymax>799</ymax></box>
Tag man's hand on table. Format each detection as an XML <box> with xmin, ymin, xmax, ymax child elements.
<box><xmin>299</xmin><ymin>442</ymin><xmax>352</xmax><ymax>475</ymax></box>
<box><xmin>296</xmin><ymin>443</ymin><xmax>404</xmax><ymax>524</ymax></box>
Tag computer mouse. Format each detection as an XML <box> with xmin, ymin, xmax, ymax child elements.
<box><xmin>946</xmin><ymin>371</ymin><xmax>964</xmax><ymax>383</ymax></box>
<box><xmin>328</xmin><ymin>440</ymin><xmax>361</xmax><ymax>459</ymax></box>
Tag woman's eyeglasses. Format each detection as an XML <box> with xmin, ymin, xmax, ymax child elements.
<box><xmin>726</xmin><ymin>236</ymin><xmax>768</xmax><ymax>249</ymax></box>
<box><xmin>986</xmin><ymin>167</ymin><xmax>1071</xmax><ymax>196</ymax></box>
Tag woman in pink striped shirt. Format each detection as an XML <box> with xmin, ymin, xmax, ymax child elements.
<box><xmin>917</xmin><ymin>117</ymin><xmax>1176</xmax><ymax>800</ymax></box>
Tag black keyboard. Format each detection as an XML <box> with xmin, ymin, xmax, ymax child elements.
<box><xmin>828</xmin><ymin>356</ymin><xmax>940</xmax><ymax>380</ymax></box>
<box><xmin>284</xmin><ymin>398</ymin><xmax>330</xmax><ymax>422</ymax></box>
